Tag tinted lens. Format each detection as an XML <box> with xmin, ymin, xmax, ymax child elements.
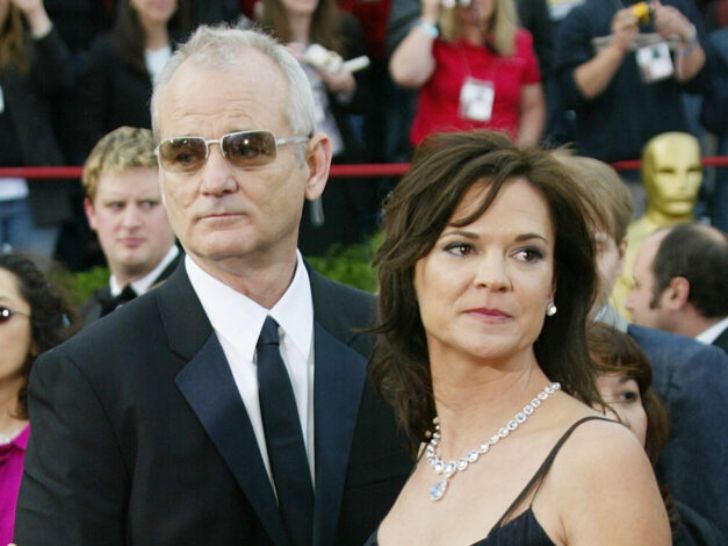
<box><xmin>0</xmin><ymin>306</ymin><xmax>13</xmax><ymax>323</ymax></box>
<box><xmin>158</xmin><ymin>137</ymin><xmax>208</xmax><ymax>173</ymax></box>
<box><xmin>222</xmin><ymin>131</ymin><xmax>277</xmax><ymax>167</ymax></box>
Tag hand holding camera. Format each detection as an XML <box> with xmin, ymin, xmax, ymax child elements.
<box><xmin>610</xmin><ymin>7</ymin><xmax>640</xmax><ymax>54</ymax></box>
<box><xmin>651</xmin><ymin>0</ymin><xmax>694</xmax><ymax>43</ymax></box>
<box><xmin>303</xmin><ymin>44</ymin><xmax>369</xmax><ymax>75</ymax></box>
<box><xmin>302</xmin><ymin>44</ymin><xmax>369</xmax><ymax>97</ymax></box>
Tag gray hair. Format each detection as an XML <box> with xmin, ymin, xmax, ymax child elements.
<box><xmin>150</xmin><ymin>25</ymin><xmax>316</xmax><ymax>140</ymax></box>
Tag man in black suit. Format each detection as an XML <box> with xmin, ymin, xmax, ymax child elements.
<box><xmin>15</xmin><ymin>26</ymin><xmax>411</xmax><ymax>546</ymax></box>
<box><xmin>79</xmin><ymin>126</ymin><xmax>181</xmax><ymax>325</ymax></box>
<box><xmin>626</xmin><ymin>223</ymin><xmax>728</xmax><ymax>353</ymax></box>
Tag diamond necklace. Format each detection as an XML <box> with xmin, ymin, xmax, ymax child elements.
<box><xmin>425</xmin><ymin>382</ymin><xmax>561</xmax><ymax>501</ymax></box>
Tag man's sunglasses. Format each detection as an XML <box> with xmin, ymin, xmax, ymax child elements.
<box><xmin>0</xmin><ymin>305</ymin><xmax>30</xmax><ymax>324</ymax></box>
<box><xmin>156</xmin><ymin>130</ymin><xmax>310</xmax><ymax>173</ymax></box>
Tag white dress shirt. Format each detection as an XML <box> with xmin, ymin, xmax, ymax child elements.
<box><xmin>186</xmin><ymin>252</ymin><xmax>316</xmax><ymax>485</ymax></box>
<box><xmin>696</xmin><ymin>316</ymin><xmax>728</xmax><ymax>345</ymax></box>
<box><xmin>109</xmin><ymin>244</ymin><xmax>179</xmax><ymax>297</ymax></box>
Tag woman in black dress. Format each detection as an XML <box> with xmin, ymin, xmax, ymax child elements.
<box><xmin>368</xmin><ymin>130</ymin><xmax>670</xmax><ymax>545</ymax></box>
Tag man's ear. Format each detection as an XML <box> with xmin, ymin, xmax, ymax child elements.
<box><xmin>83</xmin><ymin>197</ymin><xmax>98</xmax><ymax>231</ymax></box>
<box><xmin>303</xmin><ymin>133</ymin><xmax>332</xmax><ymax>202</ymax></box>
<box><xmin>663</xmin><ymin>276</ymin><xmax>690</xmax><ymax>311</ymax></box>
<box><xmin>618</xmin><ymin>237</ymin><xmax>628</xmax><ymax>261</ymax></box>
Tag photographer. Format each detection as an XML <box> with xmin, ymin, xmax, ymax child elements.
<box><xmin>554</xmin><ymin>1</ymin><xmax>707</xmax><ymax>166</ymax></box>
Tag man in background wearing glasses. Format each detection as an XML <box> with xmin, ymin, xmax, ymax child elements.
<box><xmin>15</xmin><ymin>26</ymin><xmax>411</xmax><ymax>546</ymax></box>
<box><xmin>79</xmin><ymin>126</ymin><xmax>181</xmax><ymax>326</ymax></box>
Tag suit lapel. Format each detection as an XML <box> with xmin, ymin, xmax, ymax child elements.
<box><xmin>713</xmin><ymin>326</ymin><xmax>728</xmax><ymax>353</ymax></box>
<box><xmin>160</xmin><ymin>265</ymin><xmax>289</xmax><ymax>546</ymax></box>
<box><xmin>160</xmin><ymin>262</ymin><xmax>370</xmax><ymax>546</ymax></box>
<box><xmin>82</xmin><ymin>286</ymin><xmax>109</xmax><ymax>326</ymax></box>
<box><xmin>151</xmin><ymin>247</ymin><xmax>183</xmax><ymax>287</ymax></box>
<box><xmin>312</xmin><ymin>322</ymin><xmax>367</xmax><ymax>546</ymax></box>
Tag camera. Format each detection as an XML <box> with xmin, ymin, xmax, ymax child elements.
<box><xmin>631</xmin><ymin>1</ymin><xmax>655</xmax><ymax>24</ymax></box>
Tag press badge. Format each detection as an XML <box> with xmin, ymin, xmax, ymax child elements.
<box><xmin>635</xmin><ymin>42</ymin><xmax>674</xmax><ymax>83</ymax></box>
<box><xmin>459</xmin><ymin>77</ymin><xmax>494</xmax><ymax>122</ymax></box>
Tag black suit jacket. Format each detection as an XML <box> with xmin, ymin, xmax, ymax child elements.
<box><xmin>16</xmin><ymin>262</ymin><xmax>411</xmax><ymax>546</ymax></box>
<box><xmin>713</xmin><ymin>325</ymin><xmax>728</xmax><ymax>352</ymax></box>
<box><xmin>628</xmin><ymin>324</ymin><xmax>728</xmax><ymax>539</ymax></box>
<box><xmin>1</xmin><ymin>28</ymin><xmax>75</xmax><ymax>226</ymax></box>
<box><xmin>78</xmin><ymin>248</ymin><xmax>183</xmax><ymax>326</ymax></box>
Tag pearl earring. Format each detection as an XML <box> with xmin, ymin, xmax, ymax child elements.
<box><xmin>546</xmin><ymin>302</ymin><xmax>557</xmax><ymax>317</ymax></box>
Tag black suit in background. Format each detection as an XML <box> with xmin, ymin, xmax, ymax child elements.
<box><xmin>713</xmin><ymin>325</ymin><xmax>728</xmax><ymax>352</ymax></box>
<box><xmin>15</xmin><ymin>262</ymin><xmax>412</xmax><ymax>546</ymax></box>
<box><xmin>78</xmin><ymin>248</ymin><xmax>183</xmax><ymax>326</ymax></box>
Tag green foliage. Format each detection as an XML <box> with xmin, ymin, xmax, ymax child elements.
<box><xmin>60</xmin><ymin>266</ymin><xmax>109</xmax><ymax>306</ymax></box>
<box><xmin>306</xmin><ymin>235</ymin><xmax>381</xmax><ymax>293</ymax></box>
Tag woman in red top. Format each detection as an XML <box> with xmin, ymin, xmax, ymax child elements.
<box><xmin>390</xmin><ymin>0</ymin><xmax>545</xmax><ymax>146</ymax></box>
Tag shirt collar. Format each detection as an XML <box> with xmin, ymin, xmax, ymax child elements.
<box><xmin>3</xmin><ymin>424</ymin><xmax>31</xmax><ymax>452</ymax></box>
<box><xmin>110</xmin><ymin>244</ymin><xmax>179</xmax><ymax>296</ymax></box>
<box><xmin>269</xmin><ymin>252</ymin><xmax>314</xmax><ymax>361</ymax></box>
<box><xmin>696</xmin><ymin>316</ymin><xmax>728</xmax><ymax>344</ymax></box>
<box><xmin>185</xmin><ymin>252</ymin><xmax>313</xmax><ymax>363</ymax></box>
<box><xmin>594</xmin><ymin>304</ymin><xmax>630</xmax><ymax>332</ymax></box>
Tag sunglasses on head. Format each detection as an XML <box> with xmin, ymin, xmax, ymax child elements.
<box><xmin>155</xmin><ymin>130</ymin><xmax>310</xmax><ymax>173</ymax></box>
<box><xmin>0</xmin><ymin>305</ymin><xmax>30</xmax><ymax>324</ymax></box>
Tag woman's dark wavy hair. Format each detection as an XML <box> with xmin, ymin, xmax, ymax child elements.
<box><xmin>0</xmin><ymin>253</ymin><xmax>77</xmax><ymax>418</ymax></box>
<box><xmin>370</xmin><ymin>130</ymin><xmax>600</xmax><ymax>452</ymax></box>
<box><xmin>0</xmin><ymin>4</ymin><xmax>28</xmax><ymax>74</ymax></box>
<box><xmin>112</xmin><ymin>0</ymin><xmax>191</xmax><ymax>74</ymax></box>
<box><xmin>259</xmin><ymin>0</ymin><xmax>344</xmax><ymax>54</ymax></box>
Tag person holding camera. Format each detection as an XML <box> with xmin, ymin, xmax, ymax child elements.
<box><xmin>389</xmin><ymin>0</ymin><xmax>546</xmax><ymax>147</ymax></box>
<box><xmin>554</xmin><ymin>0</ymin><xmax>707</xmax><ymax>167</ymax></box>
<box><xmin>257</xmin><ymin>0</ymin><xmax>377</xmax><ymax>256</ymax></box>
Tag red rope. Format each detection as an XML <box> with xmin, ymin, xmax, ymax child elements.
<box><xmin>2</xmin><ymin>157</ymin><xmax>728</xmax><ymax>180</ymax></box>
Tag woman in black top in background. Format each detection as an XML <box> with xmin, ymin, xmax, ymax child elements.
<box><xmin>0</xmin><ymin>0</ymin><xmax>74</xmax><ymax>261</ymax></box>
<box><xmin>75</xmin><ymin>0</ymin><xmax>190</xmax><ymax>158</ymax></box>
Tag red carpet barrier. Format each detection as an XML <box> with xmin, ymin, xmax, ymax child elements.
<box><xmin>2</xmin><ymin>157</ymin><xmax>728</xmax><ymax>180</ymax></box>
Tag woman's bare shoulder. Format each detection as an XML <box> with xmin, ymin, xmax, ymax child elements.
<box><xmin>540</xmin><ymin>413</ymin><xmax>671</xmax><ymax>545</ymax></box>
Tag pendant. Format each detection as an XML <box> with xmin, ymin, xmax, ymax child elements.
<box><xmin>430</xmin><ymin>478</ymin><xmax>448</xmax><ymax>501</ymax></box>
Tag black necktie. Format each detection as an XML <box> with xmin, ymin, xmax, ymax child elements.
<box><xmin>98</xmin><ymin>285</ymin><xmax>137</xmax><ymax>317</ymax></box>
<box><xmin>256</xmin><ymin>316</ymin><xmax>314</xmax><ymax>546</ymax></box>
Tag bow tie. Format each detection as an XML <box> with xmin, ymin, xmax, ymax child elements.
<box><xmin>98</xmin><ymin>285</ymin><xmax>138</xmax><ymax>317</ymax></box>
